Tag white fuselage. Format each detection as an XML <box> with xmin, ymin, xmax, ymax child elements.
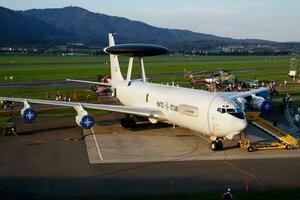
<box><xmin>112</xmin><ymin>80</ymin><xmax>247</xmax><ymax>140</ymax></box>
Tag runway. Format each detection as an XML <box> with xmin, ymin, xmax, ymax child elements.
<box><xmin>0</xmin><ymin>58</ymin><xmax>288</xmax><ymax>67</ymax></box>
<box><xmin>0</xmin><ymin>115</ymin><xmax>300</xmax><ymax>199</ymax></box>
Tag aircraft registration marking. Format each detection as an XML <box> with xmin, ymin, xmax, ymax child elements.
<box><xmin>157</xmin><ymin>101</ymin><xmax>178</xmax><ymax>112</ymax></box>
<box><xmin>157</xmin><ymin>101</ymin><xmax>199</xmax><ymax>117</ymax></box>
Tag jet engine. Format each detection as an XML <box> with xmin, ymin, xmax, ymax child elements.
<box><xmin>21</xmin><ymin>101</ymin><xmax>37</xmax><ymax>123</ymax></box>
<box><xmin>236</xmin><ymin>97</ymin><xmax>247</xmax><ymax>110</ymax></box>
<box><xmin>250</xmin><ymin>95</ymin><xmax>272</xmax><ymax>112</ymax></box>
<box><xmin>75</xmin><ymin>114</ymin><xmax>95</xmax><ymax>129</ymax></box>
<box><xmin>74</xmin><ymin>105</ymin><xmax>95</xmax><ymax>129</ymax></box>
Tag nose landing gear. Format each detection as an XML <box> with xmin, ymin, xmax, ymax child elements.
<box><xmin>210</xmin><ymin>139</ymin><xmax>223</xmax><ymax>151</ymax></box>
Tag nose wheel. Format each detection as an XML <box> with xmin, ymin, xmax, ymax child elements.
<box><xmin>211</xmin><ymin>140</ymin><xmax>223</xmax><ymax>151</ymax></box>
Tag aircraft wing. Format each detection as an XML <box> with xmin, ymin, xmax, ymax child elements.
<box><xmin>216</xmin><ymin>87</ymin><xmax>270</xmax><ymax>100</ymax></box>
<box><xmin>0</xmin><ymin>97</ymin><xmax>164</xmax><ymax>119</ymax></box>
<box><xmin>66</xmin><ymin>79</ymin><xmax>111</xmax><ymax>86</ymax></box>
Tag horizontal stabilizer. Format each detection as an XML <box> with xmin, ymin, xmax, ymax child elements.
<box><xmin>66</xmin><ymin>79</ymin><xmax>111</xmax><ymax>86</ymax></box>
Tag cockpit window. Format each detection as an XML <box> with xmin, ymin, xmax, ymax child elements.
<box><xmin>217</xmin><ymin>107</ymin><xmax>245</xmax><ymax>119</ymax></box>
<box><xmin>227</xmin><ymin>108</ymin><xmax>236</xmax><ymax>113</ymax></box>
<box><xmin>229</xmin><ymin>112</ymin><xmax>245</xmax><ymax>119</ymax></box>
<box><xmin>217</xmin><ymin>108</ymin><xmax>226</xmax><ymax>113</ymax></box>
<box><xmin>217</xmin><ymin>108</ymin><xmax>235</xmax><ymax>114</ymax></box>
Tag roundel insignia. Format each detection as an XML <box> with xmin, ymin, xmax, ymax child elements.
<box><xmin>22</xmin><ymin>108</ymin><xmax>37</xmax><ymax>123</ymax></box>
<box><xmin>80</xmin><ymin>115</ymin><xmax>95</xmax><ymax>129</ymax></box>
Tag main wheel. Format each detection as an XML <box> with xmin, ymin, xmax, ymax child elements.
<box><xmin>121</xmin><ymin>118</ymin><xmax>136</xmax><ymax>129</ymax></box>
<box><xmin>128</xmin><ymin>119</ymin><xmax>136</xmax><ymax>128</ymax></box>
<box><xmin>211</xmin><ymin>141</ymin><xmax>218</xmax><ymax>151</ymax></box>
<box><xmin>121</xmin><ymin>119</ymin><xmax>130</xmax><ymax>128</ymax></box>
<box><xmin>286</xmin><ymin>144</ymin><xmax>292</xmax><ymax>150</ymax></box>
<box><xmin>216</xmin><ymin>140</ymin><xmax>223</xmax><ymax>150</ymax></box>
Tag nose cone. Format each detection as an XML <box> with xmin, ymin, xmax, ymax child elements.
<box><xmin>234</xmin><ymin>116</ymin><xmax>247</xmax><ymax>132</ymax></box>
<box><xmin>237</xmin><ymin>118</ymin><xmax>247</xmax><ymax>131</ymax></box>
<box><xmin>225</xmin><ymin>117</ymin><xmax>247</xmax><ymax>140</ymax></box>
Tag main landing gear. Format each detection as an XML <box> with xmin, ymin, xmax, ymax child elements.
<box><xmin>210</xmin><ymin>139</ymin><xmax>223</xmax><ymax>151</ymax></box>
<box><xmin>121</xmin><ymin>117</ymin><xmax>136</xmax><ymax>129</ymax></box>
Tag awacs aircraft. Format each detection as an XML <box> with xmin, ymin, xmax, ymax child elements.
<box><xmin>0</xmin><ymin>34</ymin><xmax>272</xmax><ymax>151</ymax></box>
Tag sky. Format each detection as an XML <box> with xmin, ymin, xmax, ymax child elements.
<box><xmin>1</xmin><ymin>0</ymin><xmax>300</xmax><ymax>42</ymax></box>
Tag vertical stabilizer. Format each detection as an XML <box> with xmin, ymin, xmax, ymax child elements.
<box><xmin>108</xmin><ymin>33</ymin><xmax>123</xmax><ymax>81</ymax></box>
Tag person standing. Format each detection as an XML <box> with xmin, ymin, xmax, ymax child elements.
<box><xmin>223</xmin><ymin>188</ymin><xmax>233</xmax><ymax>200</ymax></box>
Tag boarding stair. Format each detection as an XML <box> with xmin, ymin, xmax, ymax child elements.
<box><xmin>239</xmin><ymin>112</ymin><xmax>299</xmax><ymax>152</ymax></box>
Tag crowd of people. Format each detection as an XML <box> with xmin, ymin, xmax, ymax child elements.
<box><xmin>55</xmin><ymin>91</ymin><xmax>71</xmax><ymax>102</ymax></box>
<box><xmin>0</xmin><ymin>100</ymin><xmax>14</xmax><ymax>110</ymax></box>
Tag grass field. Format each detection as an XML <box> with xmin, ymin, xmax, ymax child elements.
<box><xmin>0</xmin><ymin>87</ymin><xmax>95</xmax><ymax>100</ymax></box>
<box><xmin>0</xmin><ymin>55</ymin><xmax>291</xmax><ymax>64</ymax></box>
<box><xmin>0</xmin><ymin>55</ymin><xmax>295</xmax><ymax>82</ymax></box>
<box><xmin>0</xmin><ymin>117</ymin><xmax>8</xmax><ymax>128</ymax></box>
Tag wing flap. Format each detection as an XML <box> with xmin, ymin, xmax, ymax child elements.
<box><xmin>66</xmin><ymin>79</ymin><xmax>111</xmax><ymax>86</ymax></box>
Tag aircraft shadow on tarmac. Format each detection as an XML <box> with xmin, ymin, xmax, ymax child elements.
<box><xmin>96</xmin><ymin>119</ymin><xmax>121</xmax><ymax>126</ymax></box>
<box><xmin>16</xmin><ymin>125</ymin><xmax>76</xmax><ymax>136</ymax></box>
<box><xmin>222</xmin><ymin>145</ymin><xmax>239</xmax><ymax>150</ymax></box>
<box><xmin>96</xmin><ymin>118</ymin><xmax>173</xmax><ymax>131</ymax></box>
<box><xmin>124</xmin><ymin>122</ymin><xmax>173</xmax><ymax>132</ymax></box>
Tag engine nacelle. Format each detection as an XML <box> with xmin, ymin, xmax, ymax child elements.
<box><xmin>75</xmin><ymin>114</ymin><xmax>95</xmax><ymax>129</ymax></box>
<box><xmin>21</xmin><ymin>107</ymin><xmax>37</xmax><ymax>123</ymax></box>
<box><xmin>236</xmin><ymin>97</ymin><xmax>247</xmax><ymax>110</ymax></box>
<box><xmin>251</xmin><ymin>95</ymin><xmax>272</xmax><ymax>112</ymax></box>
<box><xmin>294</xmin><ymin>114</ymin><xmax>300</xmax><ymax>125</ymax></box>
<box><xmin>73</xmin><ymin>105</ymin><xmax>95</xmax><ymax>129</ymax></box>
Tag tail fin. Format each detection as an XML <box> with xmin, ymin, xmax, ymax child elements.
<box><xmin>108</xmin><ymin>33</ymin><xmax>123</xmax><ymax>81</ymax></box>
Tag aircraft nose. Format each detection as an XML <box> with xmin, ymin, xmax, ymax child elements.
<box><xmin>235</xmin><ymin>118</ymin><xmax>247</xmax><ymax>132</ymax></box>
<box><xmin>224</xmin><ymin>117</ymin><xmax>247</xmax><ymax>140</ymax></box>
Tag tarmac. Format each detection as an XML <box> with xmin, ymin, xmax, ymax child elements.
<box><xmin>84</xmin><ymin>117</ymin><xmax>300</xmax><ymax>164</ymax></box>
<box><xmin>0</xmin><ymin>115</ymin><xmax>300</xmax><ymax>199</ymax></box>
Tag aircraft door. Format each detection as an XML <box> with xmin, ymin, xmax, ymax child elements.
<box><xmin>208</xmin><ymin>97</ymin><xmax>222</xmax><ymax>136</ymax></box>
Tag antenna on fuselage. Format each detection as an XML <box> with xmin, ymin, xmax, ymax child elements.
<box><xmin>104</xmin><ymin>40</ymin><xmax>169</xmax><ymax>83</ymax></box>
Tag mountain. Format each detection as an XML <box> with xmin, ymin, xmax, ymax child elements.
<box><xmin>0</xmin><ymin>6</ymin><xmax>71</xmax><ymax>45</ymax></box>
<box><xmin>0</xmin><ymin>6</ymin><xmax>281</xmax><ymax>49</ymax></box>
<box><xmin>21</xmin><ymin>6</ymin><xmax>234</xmax><ymax>45</ymax></box>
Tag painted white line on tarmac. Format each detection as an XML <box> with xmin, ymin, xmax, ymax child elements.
<box><xmin>91</xmin><ymin>128</ymin><xmax>104</xmax><ymax>161</ymax></box>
